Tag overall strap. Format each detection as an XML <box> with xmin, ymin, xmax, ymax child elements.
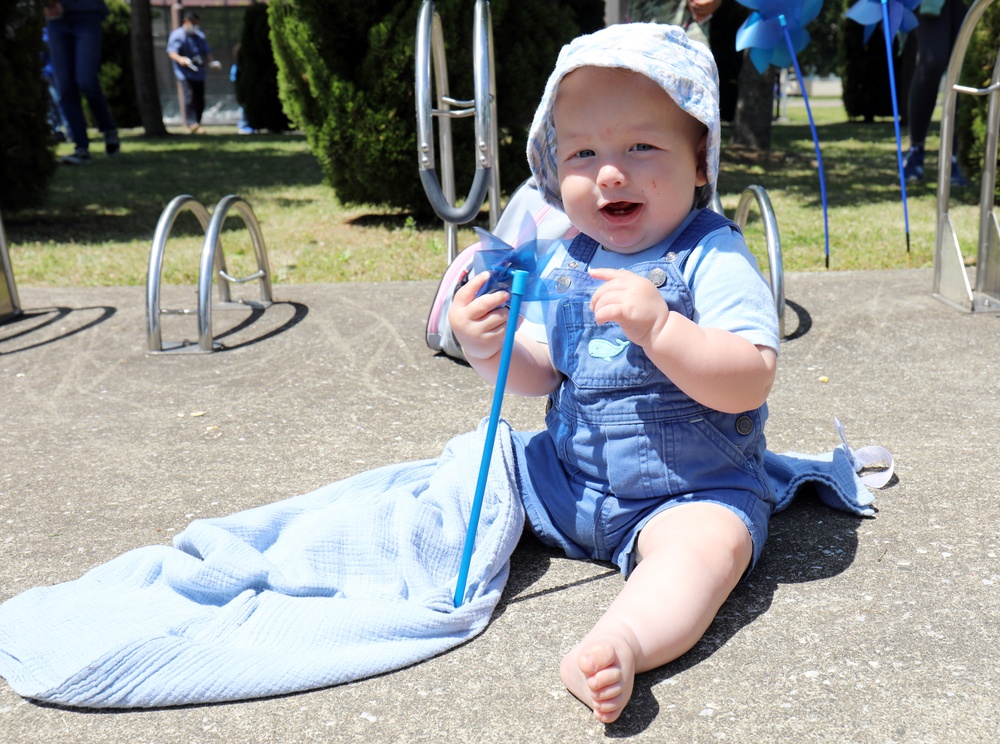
<box><xmin>664</xmin><ymin>209</ymin><xmax>736</xmax><ymax>265</ymax></box>
<box><xmin>566</xmin><ymin>232</ymin><xmax>601</xmax><ymax>264</ymax></box>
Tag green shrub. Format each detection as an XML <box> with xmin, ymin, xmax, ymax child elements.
<box><xmin>958</xmin><ymin>2</ymin><xmax>1000</xmax><ymax>201</ymax></box>
<box><xmin>236</xmin><ymin>3</ymin><xmax>290</xmax><ymax>132</ymax></box>
<box><xmin>1</xmin><ymin>0</ymin><xmax>56</xmax><ymax>212</ymax></box>
<box><xmin>269</xmin><ymin>0</ymin><xmax>603</xmax><ymax>215</ymax></box>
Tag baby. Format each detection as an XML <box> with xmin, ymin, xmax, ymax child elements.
<box><xmin>449</xmin><ymin>24</ymin><xmax>780</xmax><ymax>723</ymax></box>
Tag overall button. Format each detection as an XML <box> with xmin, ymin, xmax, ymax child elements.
<box><xmin>736</xmin><ymin>415</ymin><xmax>754</xmax><ymax>435</ymax></box>
<box><xmin>646</xmin><ymin>268</ymin><xmax>667</xmax><ymax>287</ymax></box>
<box><xmin>556</xmin><ymin>275</ymin><xmax>572</xmax><ymax>292</ymax></box>
<box><xmin>665</xmin><ymin>251</ymin><xmax>678</xmax><ymax>262</ymax></box>
<box><xmin>566</xmin><ymin>260</ymin><xmax>579</xmax><ymax>269</ymax></box>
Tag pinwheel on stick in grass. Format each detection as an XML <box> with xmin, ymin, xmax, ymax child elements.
<box><xmin>735</xmin><ymin>0</ymin><xmax>831</xmax><ymax>267</ymax></box>
<box><xmin>846</xmin><ymin>0</ymin><xmax>921</xmax><ymax>257</ymax></box>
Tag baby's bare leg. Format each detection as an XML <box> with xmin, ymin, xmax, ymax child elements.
<box><xmin>560</xmin><ymin>502</ymin><xmax>753</xmax><ymax>723</ymax></box>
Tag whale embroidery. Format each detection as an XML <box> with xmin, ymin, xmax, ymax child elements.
<box><xmin>588</xmin><ymin>338</ymin><xmax>630</xmax><ymax>361</ymax></box>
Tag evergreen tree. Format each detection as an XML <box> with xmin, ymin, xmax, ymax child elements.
<box><xmin>1</xmin><ymin>0</ymin><xmax>57</xmax><ymax>212</ymax></box>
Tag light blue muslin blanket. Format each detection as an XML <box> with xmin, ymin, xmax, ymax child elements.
<box><xmin>0</xmin><ymin>421</ymin><xmax>524</xmax><ymax>709</ymax></box>
<box><xmin>0</xmin><ymin>420</ymin><xmax>890</xmax><ymax>709</ymax></box>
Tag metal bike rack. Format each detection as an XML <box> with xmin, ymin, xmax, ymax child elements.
<box><xmin>933</xmin><ymin>0</ymin><xmax>1000</xmax><ymax>313</ymax></box>
<box><xmin>415</xmin><ymin>0</ymin><xmax>500</xmax><ymax>262</ymax></box>
<box><xmin>146</xmin><ymin>194</ymin><xmax>273</xmax><ymax>353</ymax></box>
<box><xmin>735</xmin><ymin>185</ymin><xmax>785</xmax><ymax>339</ymax></box>
<box><xmin>0</xmin><ymin>208</ymin><xmax>20</xmax><ymax>323</ymax></box>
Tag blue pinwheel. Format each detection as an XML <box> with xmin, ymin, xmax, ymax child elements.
<box><xmin>735</xmin><ymin>0</ymin><xmax>831</xmax><ymax>267</ymax></box>
<box><xmin>471</xmin><ymin>213</ymin><xmax>564</xmax><ymax>324</ymax></box>
<box><xmin>846</xmin><ymin>0</ymin><xmax>920</xmax><ymax>43</ymax></box>
<box><xmin>847</xmin><ymin>0</ymin><xmax>922</xmax><ymax>256</ymax></box>
<box><xmin>454</xmin><ymin>217</ymin><xmax>564</xmax><ymax>607</ymax></box>
<box><xmin>453</xmin><ymin>266</ymin><xmax>526</xmax><ymax>607</ymax></box>
<box><xmin>735</xmin><ymin>0</ymin><xmax>824</xmax><ymax>74</ymax></box>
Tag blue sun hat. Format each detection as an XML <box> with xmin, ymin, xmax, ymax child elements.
<box><xmin>526</xmin><ymin>23</ymin><xmax>721</xmax><ymax>211</ymax></box>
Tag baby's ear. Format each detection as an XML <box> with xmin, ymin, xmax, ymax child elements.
<box><xmin>695</xmin><ymin>129</ymin><xmax>709</xmax><ymax>188</ymax></box>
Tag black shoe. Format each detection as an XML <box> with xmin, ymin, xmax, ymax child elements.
<box><xmin>104</xmin><ymin>129</ymin><xmax>120</xmax><ymax>157</ymax></box>
<box><xmin>950</xmin><ymin>156</ymin><xmax>969</xmax><ymax>188</ymax></box>
<box><xmin>61</xmin><ymin>149</ymin><xmax>91</xmax><ymax>165</ymax></box>
<box><xmin>902</xmin><ymin>146</ymin><xmax>924</xmax><ymax>182</ymax></box>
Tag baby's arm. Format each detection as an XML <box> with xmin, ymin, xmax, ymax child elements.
<box><xmin>449</xmin><ymin>271</ymin><xmax>562</xmax><ymax>397</ymax></box>
<box><xmin>589</xmin><ymin>268</ymin><xmax>776</xmax><ymax>414</ymax></box>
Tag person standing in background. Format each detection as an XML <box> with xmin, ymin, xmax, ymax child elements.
<box><xmin>166</xmin><ymin>10</ymin><xmax>221</xmax><ymax>134</ymax></box>
<box><xmin>44</xmin><ymin>0</ymin><xmax>119</xmax><ymax>165</ymax></box>
<box><xmin>902</xmin><ymin>0</ymin><xmax>970</xmax><ymax>187</ymax></box>
<box><xmin>626</xmin><ymin>0</ymin><xmax>724</xmax><ymax>45</ymax></box>
<box><xmin>230</xmin><ymin>43</ymin><xmax>254</xmax><ymax>135</ymax></box>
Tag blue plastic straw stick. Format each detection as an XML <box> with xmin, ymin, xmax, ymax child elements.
<box><xmin>454</xmin><ymin>269</ymin><xmax>528</xmax><ymax>607</ymax></box>
<box><xmin>881</xmin><ymin>0</ymin><xmax>911</xmax><ymax>254</ymax></box>
<box><xmin>780</xmin><ymin>15</ymin><xmax>831</xmax><ymax>269</ymax></box>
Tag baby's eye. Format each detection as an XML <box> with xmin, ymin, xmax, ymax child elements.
<box><xmin>631</xmin><ymin>143</ymin><xmax>655</xmax><ymax>152</ymax></box>
<box><xmin>574</xmin><ymin>148</ymin><xmax>596</xmax><ymax>159</ymax></box>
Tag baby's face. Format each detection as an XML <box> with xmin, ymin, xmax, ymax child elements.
<box><xmin>553</xmin><ymin>67</ymin><xmax>708</xmax><ymax>254</ymax></box>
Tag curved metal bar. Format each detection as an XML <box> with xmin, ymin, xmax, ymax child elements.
<box><xmin>973</xmin><ymin>46</ymin><xmax>1000</xmax><ymax>296</ymax></box>
<box><xmin>476</xmin><ymin>0</ymin><xmax>501</xmax><ymax>231</ymax></box>
<box><xmin>735</xmin><ymin>185</ymin><xmax>785</xmax><ymax>339</ymax></box>
<box><xmin>146</xmin><ymin>195</ymin><xmax>210</xmax><ymax>352</ymax></box>
<box><xmin>199</xmin><ymin>195</ymin><xmax>274</xmax><ymax>352</ymax></box>
<box><xmin>934</xmin><ymin>0</ymin><xmax>998</xmax><ymax>309</ymax></box>
<box><xmin>415</xmin><ymin>0</ymin><xmax>495</xmax><ymax>236</ymax></box>
<box><xmin>0</xmin><ymin>208</ymin><xmax>20</xmax><ymax>322</ymax></box>
<box><xmin>709</xmin><ymin>190</ymin><xmax>725</xmax><ymax>216</ymax></box>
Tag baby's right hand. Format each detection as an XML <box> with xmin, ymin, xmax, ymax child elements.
<box><xmin>448</xmin><ymin>271</ymin><xmax>512</xmax><ymax>362</ymax></box>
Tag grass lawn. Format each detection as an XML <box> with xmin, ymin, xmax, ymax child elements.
<box><xmin>3</xmin><ymin>106</ymin><xmax>986</xmax><ymax>288</ymax></box>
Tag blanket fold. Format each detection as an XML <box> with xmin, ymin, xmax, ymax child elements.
<box><xmin>0</xmin><ymin>420</ymin><xmax>887</xmax><ymax>709</ymax></box>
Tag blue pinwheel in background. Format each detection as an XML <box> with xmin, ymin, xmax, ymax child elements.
<box><xmin>846</xmin><ymin>0</ymin><xmax>922</xmax><ymax>257</ymax></box>
<box><xmin>735</xmin><ymin>0</ymin><xmax>823</xmax><ymax>73</ymax></box>
<box><xmin>735</xmin><ymin>0</ymin><xmax>831</xmax><ymax>267</ymax></box>
<box><xmin>846</xmin><ymin>0</ymin><xmax>920</xmax><ymax>43</ymax></box>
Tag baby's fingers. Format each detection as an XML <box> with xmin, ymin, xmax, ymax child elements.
<box><xmin>454</xmin><ymin>270</ymin><xmax>491</xmax><ymax>303</ymax></box>
<box><xmin>455</xmin><ymin>271</ymin><xmax>510</xmax><ymax>312</ymax></box>
<box><xmin>588</xmin><ymin>267</ymin><xmax>622</xmax><ymax>283</ymax></box>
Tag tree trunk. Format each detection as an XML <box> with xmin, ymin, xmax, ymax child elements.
<box><xmin>731</xmin><ymin>52</ymin><xmax>773</xmax><ymax>151</ymax></box>
<box><xmin>130</xmin><ymin>0</ymin><xmax>168</xmax><ymax>137</ymax></box>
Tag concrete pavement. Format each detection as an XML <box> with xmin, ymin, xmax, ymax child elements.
<box><xmin>0</xmin><ymin>269</ymin><xmax>997</xmax><ymax>742</ymax></box>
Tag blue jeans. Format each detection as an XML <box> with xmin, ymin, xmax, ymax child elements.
<box><xmin>46</xmin><ymin>11</ymin><xmax>116</xmax><ymax>152</ymax></box>
<box><xmin>909</xmin><ymin>0</ymin><xmax>969</xmax><ymax>147</ymax></box>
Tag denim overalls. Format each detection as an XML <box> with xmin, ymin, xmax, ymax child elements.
<box><xmin>513</xmin><ymin>210</ymin><xmax>776</xmax><ymax>576</ymax></box>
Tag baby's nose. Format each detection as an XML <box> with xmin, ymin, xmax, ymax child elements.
<box><xmin>597</xmin><ymin>162</ymin><xmax>626</xmax><ymax>189</ymax></box>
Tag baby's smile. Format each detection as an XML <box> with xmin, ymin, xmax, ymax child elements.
<box><xmin>601</xmin><ymin>201</ymin><xmax>641</xmax><ymax>218</ymax></box>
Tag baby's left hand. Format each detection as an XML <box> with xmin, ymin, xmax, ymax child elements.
<box><xmin>589</xmin><ymin>268</ymin><xmax>669</xmax><ymax>347</ymax></box>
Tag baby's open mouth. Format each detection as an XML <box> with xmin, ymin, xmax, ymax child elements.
<box><xmin>602</xmin><ymin>201</ymin><xmax>640</xmax><ymax>217</ymax></box>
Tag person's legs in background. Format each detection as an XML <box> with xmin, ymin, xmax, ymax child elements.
<box><xmin>904</xmin><ymin>0</ymin><xmax>969</xmax><ymax>186</ymax></box>
<box><xmin>46</xmin><ymin>13</ymin><xmax>118</xmax><ymax>164</ymax></box>
<box><xmin>181</xmin><ymin>78</ymin><xmax>206</xmax><ymax>133</ymax></box>
<box><xmin>191</xmin><ymin>80</ymin><xmax>206</xmax><ymax>132</ymax></box>
<box><xmin>46</xmin><ymin>16</ymin><xmax>90</xmax><ymax>163</ymax></box>
<box><xmin>72</xmin><ymin>11</ymin><xmax>118</xmax><ymax>156</ymax></box>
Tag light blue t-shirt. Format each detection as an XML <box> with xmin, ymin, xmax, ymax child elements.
<box><xmin>521</xmin><ymin>209</ymin><xmax>780</xmax><ymax>354</ymax></box>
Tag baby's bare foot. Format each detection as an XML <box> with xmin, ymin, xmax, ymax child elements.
<box><xmin>560</xmin><ymin>636</ymin><xmax>637</xmax><ymax>723</ymax></box>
